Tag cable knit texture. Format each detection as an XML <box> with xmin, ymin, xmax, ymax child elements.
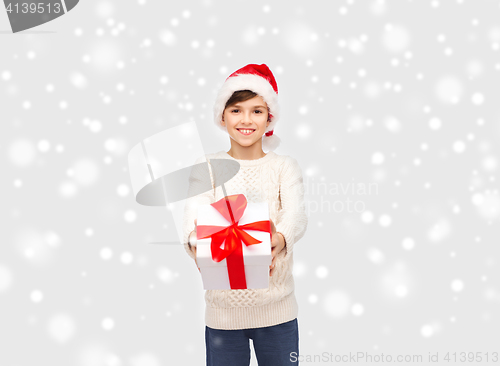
<box><xmin>182</xmin><ymin>150</ymin><xmax>308</xmax><ymax>330</ymax></box>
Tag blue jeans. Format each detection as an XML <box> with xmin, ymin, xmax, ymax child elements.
<box><xmin>205</xmin><ymin>318</ymin><xmax>299</xmax><ymax>366</ymax></box>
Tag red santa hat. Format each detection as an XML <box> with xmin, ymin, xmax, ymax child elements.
<box><xmin>213</xmin><ymin>63</ymin><xmax>281</xmax><ymax>151</ymax></box>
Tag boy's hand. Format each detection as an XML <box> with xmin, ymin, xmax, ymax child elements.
<box><xmin>190</xmin><ymin>219</ymin><xmax>200</xmax><ymax>272</ymax></box>
<box><xmin>269</xmin><ymin>218</ymin><xmax>285</xmax><ymax>276</ymax></box>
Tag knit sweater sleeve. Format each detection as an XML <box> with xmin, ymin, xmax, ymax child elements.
<box><xmin>182</xmin><ymin>155</ymin><xmax>215</xmax><ymax>261</ymax></box>
<box><xmin>275</xmin><ymin>156</ymin><xmax>308</xmax><ymax>257</ymax></box>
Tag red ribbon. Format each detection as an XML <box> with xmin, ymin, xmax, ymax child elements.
<box><xmin>197</xmin><ymin>194</ymin><xmax>271</xmax><ymax>289</ymax></box>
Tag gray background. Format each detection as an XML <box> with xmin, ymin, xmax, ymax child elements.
<box><xmin>1</xmin><ymin>0</ymin><xmax>499</xmax><ymax>365</ymax></box>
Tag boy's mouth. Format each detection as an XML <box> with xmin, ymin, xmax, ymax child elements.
<box><xmin>236</xmin><ymin>128</ymin><xmax>255</xmax><ymax>136</ymax></box>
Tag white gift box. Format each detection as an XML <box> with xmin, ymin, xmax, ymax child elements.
<box><xmin>196</xmin><ymin>199</ymin><xmax>272</xmax><ymax>290</ymax></box>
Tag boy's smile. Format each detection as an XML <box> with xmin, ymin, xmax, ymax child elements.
<box><xmin>236</xmin><ymin>128</ymin><xmax>256</xmax><ymax>136</ymax></box>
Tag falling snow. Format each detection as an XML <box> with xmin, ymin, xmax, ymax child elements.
<box><xmin>1</xmin><ymin>0</ymin><xmax>499</xmax><ymax>364</ymax></box>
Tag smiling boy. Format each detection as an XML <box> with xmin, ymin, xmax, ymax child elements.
<box><xmin>183</xmin><ymin>64</ymin><xmax>308</xmax><ymax>366</ymax></box>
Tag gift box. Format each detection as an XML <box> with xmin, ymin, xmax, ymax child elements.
<box><xmin>196</xmin><ymin>194</ymin><xmax>272</xmax><ymax>290</ymax></box>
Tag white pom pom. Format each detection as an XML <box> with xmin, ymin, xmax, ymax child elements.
<box><xmin>262</xmin><ymin>134</ymin><xmax>281</xmax><ymax>152</ymax></box>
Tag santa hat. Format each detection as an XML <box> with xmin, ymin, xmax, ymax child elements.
<box><xmin>213</xmin><ymin>63</ymin><xmax>281</xmax><ymax>151</ymax></box>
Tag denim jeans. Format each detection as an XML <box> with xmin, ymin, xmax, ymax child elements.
<box><xmin>205</xmin><ymin>318</ymin><xmax>299</xmax><ymax>366</ymax></box>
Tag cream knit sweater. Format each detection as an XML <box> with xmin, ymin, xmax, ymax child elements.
<box><xmin>182</xmin><ymin>150</ymin><xmax>308</xmax><ymax>330</ymax></box>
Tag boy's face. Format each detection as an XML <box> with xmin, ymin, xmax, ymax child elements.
<box><xmin>221</xmin><ymin>95</ymin><xmax>270</xmax><ymax>148</ymax></box>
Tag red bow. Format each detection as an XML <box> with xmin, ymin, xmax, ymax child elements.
<box><xmin>197</xmin><ymin>194</ymin><xmax>271</xmax><ymax>289</ymax></box>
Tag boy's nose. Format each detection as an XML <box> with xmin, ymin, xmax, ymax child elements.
<box><xmin>241</xmin><ymin>113</ymin><xmax>253</xmax><ymax>122</ymax></box>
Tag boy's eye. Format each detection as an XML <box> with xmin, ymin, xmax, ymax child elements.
<box><xmin>231</xmin><ymin>109</ymin><xmax>263</xmax><ymax>113</ymax></box>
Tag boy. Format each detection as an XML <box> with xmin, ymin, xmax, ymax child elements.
<box><xmin>183</xmin><ymin>64</ymin><xmax>308</xmax><ymax>365</ymax></box>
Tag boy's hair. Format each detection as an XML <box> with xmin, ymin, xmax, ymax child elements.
<box><xmin>224</xmin><ymin>90</ymin><xmax>256</xmax><ymax>109</ymax></box>
<box><xmin>224</xmin><ymin>90</ymin><xmax>271</xmax><ymax>121</ymax></box>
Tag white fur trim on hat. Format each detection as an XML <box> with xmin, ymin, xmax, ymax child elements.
<box><xmin>213</xmin><ymin>73</ymin><xmax>280</xmax><ymax>135</ymax></box>
<box><xmin>262</xmin><ymin>133</ymin><xmax>281</xmax><ymax>152</ymax></box>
